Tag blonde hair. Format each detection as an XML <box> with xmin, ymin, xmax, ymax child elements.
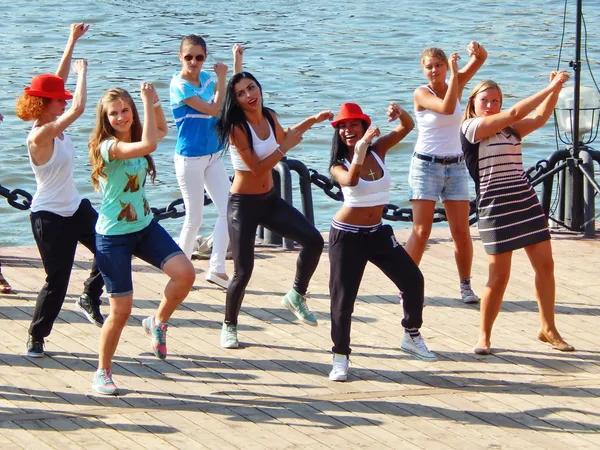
<box><xmin>15</xmin><ymin>94</ymin><xmax>50</xmax><ymax>121</ymax></box>
<box><xmin>420</xmin><ymin>47</ymin><xmax>448</xmax><ymax>66</ymax></box>
<box><xmin>88</xmin><ymin>88</ymin><xmax>156</xmax><ymax>191</ymax></box>
<box><xmin>463</xmin><ymin>80</ymin><xmax>503</xmax><ymax>122</ymax></box>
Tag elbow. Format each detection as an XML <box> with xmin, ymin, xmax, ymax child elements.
<box><xmin>405</xmin><ymin>120</ymin><xmax>415</xmax><ymax>133</ymax></box>
<box><xmin>157</xmin><ymin>127</ymin><xmax>168</xmax><ymax>140</ymax></box>
<box><xmin>508</xmin><ymin>107</ymin><xmax>526</xmax><ymax>122</ymax></box>
<box><xmin>347</xmin><ymin>175</ymin><xmax>360</xmax><ymax>187</ymax></box>
<box><xmin>72</xmin><ymin>103</ymin><xmax>86</xmax><ymax>117</ymax></box>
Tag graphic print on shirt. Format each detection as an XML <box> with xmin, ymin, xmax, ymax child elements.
<box><xmin>142</xmin><ymin>197</ymin><xmax>151</xmax><ymax>216</ymax></box>
<box><xmin>124</xmin><ymin>173</ymin><xmax>140</xmax><ymax>192</ymax></box>
<box><xmin>118</xmin><ymin>201</ymin><xmax>138</xmax><ymax>222</ymax></box>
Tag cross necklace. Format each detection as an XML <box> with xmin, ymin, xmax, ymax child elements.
<box><xmin>368</xmin><ymin>169</ymin><xmax>376</xmax><ymax>180</ymax></box>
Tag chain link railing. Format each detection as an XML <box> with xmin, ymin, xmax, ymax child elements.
<box><xmin>0</xmin><ymin>184</ymin><xmax>32</xmax><ymax>211</ymax></box>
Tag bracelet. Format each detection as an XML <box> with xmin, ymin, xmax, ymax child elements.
<box><xmin>276</xmin><ymin>145</ymin><xmax>286</xmax><ymax>157</ymax></box>
<box><xmin>153</xmin><ymin>100</ymin><xmax>161</xmax><ymax>108</ymax></box>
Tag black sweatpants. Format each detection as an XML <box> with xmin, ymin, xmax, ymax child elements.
<box><xmin>29</xmin><ymin>198</ymin><xmax>104</xmax><ymax>339</ymax></box>
<box><xmin>225</xmin><ymin>189</ymin><xmax>324</xmax><ymax>326</ymax></box>
<box><xmin>328</xmin><ymin>223</ymin><xmax>424</xmax><ymax>355</ymax></box>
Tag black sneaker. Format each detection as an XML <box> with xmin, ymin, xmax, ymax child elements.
<box><xmin>26</xmin><ymin>336</ymin><xmax>45</xmax><ymax>358</ymax></box>
<box><xmin>75</xmin><ymin>294</ymin><xmax>104</xmax><ymax>327</ymax></box>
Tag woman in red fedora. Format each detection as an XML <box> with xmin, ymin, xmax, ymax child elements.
<box><xmin>327</xmin><ymin>102</ymin><xmax>436</xmax><ymax>382</ymax></box>
<box><xmin>404</xmin><ymin>42</ymin><xmax>487</xmax><ymax>305</ymax></box>
<box><xmin>15</xmin><ymin>23</ymin><xmax>105</xmax><ymax>358</ymax></box>
<box><xmin>214</xmin><ymin>71</ymin><xmax>332</xmax><ymax>349</ymax></box>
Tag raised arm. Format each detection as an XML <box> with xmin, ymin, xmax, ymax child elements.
<box><xmin>233</xmin><ymin>44</ymin><xmax>244</xmax><ymax>75</ymax></box>
<box><xmin>182</xmin><ymin>62</ymin><xmax>228</xmax><ymax>116</ymax></box>
<box><xmin>472</xmin><ymin>71</ymin><xmax>570</xmax><ymax>142</ymax></box>
<box><xmin>231</xmin><ymin>111</ymin><xmax>303</xmax><ymax>177</ymax></box>
<box><xmin>512</xmin><ymin>71</ymin><xmax>569</xmax><ymax>138</ymax></box>
<box><xmin>373</xmin><ymin>102</ymin><xmax>415</xmax><ymax>157</ymax></box>
<box><xmin>289</xmin><ymin>110</ymin><xmax>333</xmax><ymax>134</ymax></box>
<box><xmin>109</xmin><ymin>82</ymin><xmax>158</xmax><ymax>160</ymax></box>
<box><xmin>29</xmin><ymin>59</ymin><xmax>88</xmax><ymax>164</ymax></box>
<box><xmin>151</xmin><ymin>89</ymin><xmax>168</xmax><ymax>140</ymax></box>
<box><xmin>414</xmin><ymin>52</ymin><xmax>460</xmax><ymax>115</ymax></box>
<box><xmin>56</xmin><ymin>23</ymin><xmax>89</xmax><ymax>83</ymax></box>
<box><xmin>457</xmin><ymin>41</ymin><xmax>488</xmax><ymax>95</ymax></box>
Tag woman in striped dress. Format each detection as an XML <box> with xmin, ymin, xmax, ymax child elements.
<box><xmin>460</xmin><ymin>71</ymin><xmax>574</xmax><ymax>355</ymax></box>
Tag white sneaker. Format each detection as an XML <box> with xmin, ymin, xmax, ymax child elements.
<box><xmin>206</xmin><ymin>271</ymin><xmax>231</xmax><ymax>290</ymax></box>
<box><xmin>220</xmin><ymin>323</ymin><xmax>239</xmax><ymax>348</ymax></box>
<box><xmin>460</xmin><ymin>281</ymin><xmax>480</xmax><ymax>304</ymax></box>
<box><xmin>401</xmin><ymin>332</ymin><xmax>438</xmax><ymax>362</ymax></box>
<box><xmin>328</xmin><ymin>354</ymin><xmax>349</xmax><ymax>381</ymax></box>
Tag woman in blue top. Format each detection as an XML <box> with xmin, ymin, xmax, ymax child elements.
<box><xmin>88</xmin><ymin>82</ymin><xmax>195</xmax><ymax>395</ymax></box>
<box><xmin>170</xmin><ymin>35</ymin><xmax>243</xmax><ymax>289</ymax></box>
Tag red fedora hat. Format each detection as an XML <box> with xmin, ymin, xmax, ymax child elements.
<box><xmin>24</xmin><ymin>74</ymin><xmax>73</xmax><ymax>100</ymax></box>
<box><xmin>331</xmin><ymin>103</ymin><xmax>371</xmax><ymax>128</ymax></box>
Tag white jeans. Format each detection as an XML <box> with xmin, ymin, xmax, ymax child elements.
<box><xmin>174</xmin><ymin>152</ymin><xmax>231</xmax><ymax>273</ymax></box>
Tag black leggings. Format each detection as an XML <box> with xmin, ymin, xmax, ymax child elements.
<box><xmin>29</xmin><ymin>198</ymin><xmax>104</xmax><ymax>339</ymax></box>
<box><xmin>225</xmin><ymin>189</ymin><xmax>324</xmax><ymax>325</ymax></box>
<box><xmin>329</xmin><ymin>223</ymin><xmax>424</xmax><ymax>355</ymax></box>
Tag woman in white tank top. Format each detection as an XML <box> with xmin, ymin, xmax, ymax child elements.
<box><xmin>327</xmin><ymin>102</ymin><xmax>437</xmax><ymax>382</ymax></box>
<box><xmin>405</xmin><ymin>42</ymin><xmax>487</xmax><ymax>305</ymax></box>
<box><xmin>214</xmin><ymin>71</ymin><xmax>332</xmax><ymax>349</ymax></box>
<box><xmin>15</xmin><ymin>23</ymin><xmax>105</xmax><ymax>358</ymax></box>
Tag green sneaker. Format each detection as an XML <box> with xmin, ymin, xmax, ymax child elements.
<box><xmin>281</xmin><ymin>289</ymin><xmax>318</xmax><ymax>326</ymax></box>
<box><xmin>220</xmin><ymin>323</ymin><xmax>239</xmax><ymax>348</ymax></box>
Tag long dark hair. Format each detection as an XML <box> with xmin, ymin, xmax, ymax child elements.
<box><xmin>214</xmin><ymin>71</ymin><xmax>276</xmax><ymax>152</ymax></box>
<box><xmin>328</xmin><ymin>120</ymin><xmax>369</xmax><ymax>171</ymax></box>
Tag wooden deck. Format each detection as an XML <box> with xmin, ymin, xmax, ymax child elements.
<box><xmin>0</xmin><ymin>227</ymin><xmax>599</xmax><ymax>449</ymax></box>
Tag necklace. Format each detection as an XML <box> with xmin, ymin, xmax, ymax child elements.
<box><xmin>368</xmin><ymin>169</ymin><xmax>376</xmax><ymax>180</ymax></box>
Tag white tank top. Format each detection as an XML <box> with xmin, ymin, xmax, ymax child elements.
<box><xmin>230</xmin><ymin>120</ymin><xmax>278</xmax><ymax>171</ymax></box>
<box><xmin>341</xmin><ymin>151</ymin><xmax>391</xmax><ymax>207</ymax></box>
<box><xmin>414</xmin><ymin>85</ymin><xmax>463</xmax><ymax>157</ymax></box>
<box><xmin>27</xmin><ymin>127</ymin><xmax>81</xmax><ymax>216</ymax></box>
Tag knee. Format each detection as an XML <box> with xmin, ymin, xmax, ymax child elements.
<box><xmin>110</xmin><ymin>306</ymin><xmax>132</xmax><ymax>327</ymax></box>
<box><xmin>177</xmin><ymin>261</ymin><xmax>196</xmax><ymax>288</ymax></box>
<box><xmin>452</xmin><ymin>227</ymin><xmax>472</xmax><ymax>246</ymax></box>
<box><xmin>488</xmin><ymin>270</ymin><xmax>510</xmax><ymax>290</ymax></box>
<box><xmin>534</xmin><ymin>256</ymin><xmax>554</xmax><ymax>277</ymax></box>
<box><xmin>306</xmin><ymin>231</ymin><xmax>324</xmax><ymax>254</ymax></box>
<box><xmin>411</xmin><ymin>224</ymin><xmax>432</xmax><ymax>243</ymax></box>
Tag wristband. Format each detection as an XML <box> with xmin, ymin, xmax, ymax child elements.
<box><xmin>276</xmin><ymin>145</ymin><xmax>286</xmax><ymax>157</ymax></box>
<box><xmin>351</xmin><ymin>138</ymin><xmax>369</xmax><ymax>165</ymax></box>
<box><xmin>153</xmin><ymin>100</ymin><xmax>161</xmax><ymax>108</ymax></box>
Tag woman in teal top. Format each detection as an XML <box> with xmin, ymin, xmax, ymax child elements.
<box><xmin>88</xmin><ymin>82</ymin><xmax>195</xmax><ymax>395</ymax></box>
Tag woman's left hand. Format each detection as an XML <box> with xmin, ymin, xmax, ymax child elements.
<box><xmin>314</xmin><ymin>110</ymin><xmax>334</xmax><ymax>123</ymax></box>
<box><xmin>232</xmin><ymin>44</ymin><xmax>244</xmax><ymax>57</ymax></box>
<box><xmin>386</xmin><ymin>102</ymin><xmax>404</xmax><ymax>122</ymax></box>
<box><xmin>467</xmin><ymin>41</ymin><xmax>484</xmax><ymax>58</ymax></box>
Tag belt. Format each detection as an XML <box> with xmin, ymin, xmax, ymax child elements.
<box><xmin>413</xmin><ymin>152</ymin><xmax>464</xmax><ymax>165</ymax></box>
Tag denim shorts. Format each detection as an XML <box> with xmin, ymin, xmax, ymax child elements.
<box><xmin>95</xmin><ymin>220</ymin><xmax>184</xmax><ymax>297</ymax></box>
<box><xmin>408</xmin><ymin>154</ymin><xmax>470</xmax><ymax>202</ymax></box>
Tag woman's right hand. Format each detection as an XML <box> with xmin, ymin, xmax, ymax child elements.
<box><xmin>73</xmin><ymin>59</ymin><xmax>87</xmax><ymax>75</ymax></box>
<box><xmin>214</xmin><ymin>62</ymin><xmax>229</xmax><ymax>78</ymax></box>
<box><xmin>232</xmin><ymin>44</ymin><xmax>244</xmax><ymax>58</ymax></box>
<box><xmin>449</xmin><ymin>52</ymin><xmax>460</xmax><ymax>75</ymax></box>
<box><xmin>140</xmin><ymin>82</ymin><xmax>157</xmax><ymax>104</ymax></box>
<box><xmin>363</xmin><ymin>126</ymin><xmax>381</xmax><ymax>144</ymax></box>
<box><xmin>282</xmin><ymin>128</ymin><xmax>303</xmax><ymax>151</ymax></box>
<box><xmin>549</xmin><ymin>70</ymin><xmax>570</xmax><ymax>90</ymax></box>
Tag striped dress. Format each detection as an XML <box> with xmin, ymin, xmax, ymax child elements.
<box><xmin>461</xmin><ymin>117</ymin><xmax>550</xmax><ymax>255</ymax></box>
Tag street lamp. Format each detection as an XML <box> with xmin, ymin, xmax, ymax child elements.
<box><xmin>555</xmin><ymin>85</ymin><xmax>600</xmax><ymax>145</ymax></box>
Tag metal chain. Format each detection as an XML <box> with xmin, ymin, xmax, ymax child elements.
<box><xmin>0</xmin><ymin>184</ymin><xmax>32</xmax><ymax>211</ymax></box>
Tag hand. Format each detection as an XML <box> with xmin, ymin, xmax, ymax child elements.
<box><xmin>314</xmin><ymin>110</ymin><xmax>333</xmax><ymax>123</ymax></box>
<box><xmin>140</xmin><ymin>82</ymin><xmax>157</xmax><ymax>104</ymax></box>
<box><xmin>214</xmin><ymin>62</ymin><xmax>229</xmax><ymax>78</ymax></box>
<box><xmin>282</xmin><ymin>128</ymin><xmax>303</xmax><ymax>152</ymax></box>
<box><xmin>73</xmin><ymin>59</ymin><xmax>87</xmax><ymax>74</ymax></box>
<box><xmin>70</xmin><ymin>23</ymin><xmax>89</xmax><ymax>41</ymax></box>
<box><xmin>363</xmin><ymin>126</ymin><xmax>381</xmax><ymax>144</ymax></box>
<box><xmin>232</xmin><ymin>44</ymin><xmax>244</xmax><ymax>58</ymax></box>
<box><xmin>467</xmin><ymin>41</ymin><xmax>483</xmax><ymax>58</ymax></box>
<box><xmin>549</xmin><ymin>70</ymin><xmax>570</xmax><ymax>89</ymax></box>
<box><xmin>386</xmin><ymin>102</ymin><xmax>404</xmax><ymax>122</ymax></box>
<box><xmin>449</xmin><ymin>52</ymin><xmax>460</xmax><ymax>74</ymax></box>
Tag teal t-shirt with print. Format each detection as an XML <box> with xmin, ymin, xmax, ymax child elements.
<box><xmin>95</xmin><ymin>139</ymin><xmax>153</xmax><ymax>236</ymax></box>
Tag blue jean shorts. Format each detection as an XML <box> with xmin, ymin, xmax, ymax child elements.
<box><xmin>408</xmin><ymin>154</ymin><xmax>470</xmax><ymax>202</ymax></box>
<box><xmin>96</xmin><ymin>220</ymin><xmax>184</xmax><ymax>297</ymax></box>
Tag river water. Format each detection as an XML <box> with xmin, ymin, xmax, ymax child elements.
<box><xmin>1</xmin><ymin>0</ymin><xmax>599</xmax><ymax>246</ymax></box>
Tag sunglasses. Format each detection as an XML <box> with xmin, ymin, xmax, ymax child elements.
<box><xmin>183</xmin><ymin>54</ymin><xmax>206</xmax><ymax>62</ymax></box>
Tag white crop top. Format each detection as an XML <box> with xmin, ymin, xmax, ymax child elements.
<box><xmin>27</xmin><ymin>127</ymin><xmax>81</xmax><ymax>216</ymax></box>
<box><xmin>414</xmin><ymin>85</ymin><xmax>463</xmax><ymax>157</ymax></box>
<box><xmin>230</xmin><ymin>120</ymin><xmax>278</xmax><ymax>171</ymax></box>
<box><xmin>341</xmin><ymin>151</ymin><xmax>391</xmax><ymax>207</ymax></box>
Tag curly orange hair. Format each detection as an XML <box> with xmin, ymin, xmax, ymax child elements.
<box><xmin>15</xmin><ymin>94</ymin><xmax>49</xmax><ymax>121</ymax></box>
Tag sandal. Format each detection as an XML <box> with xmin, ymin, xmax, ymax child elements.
<box><xmin>0</xmin><ymin>273</ymin><xmax>12</xmax><ymax>294</ymax></box>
